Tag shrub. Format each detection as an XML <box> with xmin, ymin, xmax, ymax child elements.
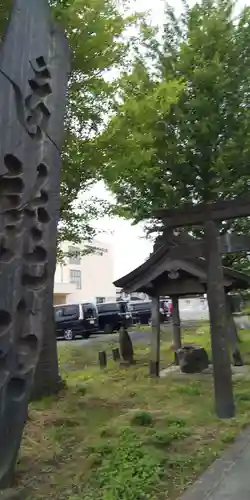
<box><xmin>131</xmin><ymin>411</ymin><xmax>153</xmax><ymax>427</ymax></box>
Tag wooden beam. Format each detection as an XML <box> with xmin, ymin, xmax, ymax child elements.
<box><xmin>156</xmin><ymin>278</ymin><xmax>206</xmax><ymax>296</ymax></box>
<box><xmin>149</xmin><ymin>295</ymin><xmax>160</xmax><ymax>377</ymax></box>
<box><xmin>204</xmin><ymin>221</ymin><xmax>235</xmax><ymax>419</ymax></box>
<box><xmin>171</xmin><ymin>296</ymin><xmax>181</xmax><ymax>355</ymax></box>
<box><xmin>166</xmin><ymin>232</ymin><xmax>250</xmax><ymax>261</ymax></box>
<box><xmin>153</xmin><ymin>196</ymin><xmax>250</xmax><ymax>227</ymax></box>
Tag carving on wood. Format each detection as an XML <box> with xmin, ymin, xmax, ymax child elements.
<box><xmin>25</xmin><ymin>57</ymin><xmax>52</xmax><ymax>139</ymax></box>
<box><xmin>0</xmin><ymin>152</ymin><xmax>50</xmax><ymax>485</ymax></box>
<box><xmin>0</xmin><ymin>0</ymin><xmax>70</xmax><ymax>489</ymax></box>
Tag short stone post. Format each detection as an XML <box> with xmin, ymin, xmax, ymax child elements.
<box><xmin>112</xmin><ymin>347</ymin><xmax>120</xmax><ymax>362</ymax></box>
<box><xmin>99</xmin><ymin>351</ymin><xmax>107</xmax><ymax>368</ymax></box>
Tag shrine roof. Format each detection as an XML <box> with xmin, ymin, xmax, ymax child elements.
<box><xmin>113</xmin><ymin>231</ymin><xmax>250</xmax><ymax>295</ymax></box>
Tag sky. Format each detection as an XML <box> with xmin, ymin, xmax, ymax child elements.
<box><xmin>87</xmin><ymin>0</ymin><xmax>248</xmax><ymax>280</ymax></box>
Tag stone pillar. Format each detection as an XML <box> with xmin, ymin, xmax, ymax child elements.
<box><xmin>149</xmin><ymin>295</ymin><xmax>160</xmax><ymax>377</ymax></box>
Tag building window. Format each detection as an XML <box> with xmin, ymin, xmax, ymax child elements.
<box><xmin>68</xmin><ymin>246</ymin><xmax>81</xmax><ymax>265</ymax></box>
<box><xmin>96</xmin><ymin>297</ymin><xmax>105</xmax><ymax>304</ymax></box>
<box><xmin>70</xmin><ymin>269</ymin><xmax>82</xmax><ymax>289</ymax></box>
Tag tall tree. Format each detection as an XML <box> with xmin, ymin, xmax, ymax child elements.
<box><xmin>1</xmin><ymin>0</ymin><xmax>134</xmax><ymax>247</ymax></box>
<box><xmin>99</xmin><ymin>0</ymin><xmax>250</xmax><ymax>271</ymax></box>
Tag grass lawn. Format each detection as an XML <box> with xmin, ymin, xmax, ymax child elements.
<box><xmin>17</xmin><ymin>324</ymin><xmax>250</xmax><ymax>500</ymax></box>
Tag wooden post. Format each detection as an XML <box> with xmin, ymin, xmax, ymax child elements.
<box><xmin>149</xmin><ymin>295</ymin><xmax>160</xmax><ymax>377</ymax></box>
<box><xmin>225</xmin><ymin>295</ymin><xmax>243</xmax><ymax>366</ymax></box>
<box><xmin>112</xmin><ymin>347</ymin><xmax>120</xmax><ymax>362</ymax></box>
<box><xmin>99</xmin><ymin>351</ymin><xmax>107</xmax><ymax>368</ymax></box>
<box><xmin>172</xmin><ymin>296</ymin><xmax>181</xmax><ymax>363</ymax></box>
<box><xmin>204</xmin><ymin>221</ymin><xmax>235</xmax><ymax>418</ymax></box>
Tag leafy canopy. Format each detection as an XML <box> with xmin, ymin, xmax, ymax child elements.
<box><xmin>99</xmin><ymin>0</ymin><xmax>250</xmax><ymax>271</ymax></box>
<box><xmin>0</xmin><ymin>0</ymin><xmax>137</xmax><ymax>250</ymax></box>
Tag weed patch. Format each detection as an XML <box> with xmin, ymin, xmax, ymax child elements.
<box><xmin>15</xmin><ymin>324</ymin><xmax>250</xmax><ymax>500</ymax></box>
<box><xmin>131</xmin><ymin>410</ymin><xmax>154</xmax><ymax>427</ymax></box>
<box><xmin>84</xmin><ymin>428</ymin><xmax>165</xmax><ymax>500</ymax></box>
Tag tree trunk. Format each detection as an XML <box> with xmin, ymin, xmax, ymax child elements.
<box><xmin>32</xmin><ymin>307</ymin><xmax>62</xmax><ymax>400</ymax></box>
<box><xmin>31</xmin><ymin>278</ymin><xmax>63</xmax><ymax>400</ymax></box>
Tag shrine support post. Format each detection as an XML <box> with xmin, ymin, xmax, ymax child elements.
<box><xmin>204</xmin><ymin>221</ymin><xmax>235</xmax><ymax>418</ymax></box>
<box><xmin>150</xmin><ymin>295</ymin><xmax>161</xmax><ymax>377</ymax></box>
<box><xmin>171</xmin><ymin>296</ymin><xmax>181</xmax><ymax>361</ymax></box>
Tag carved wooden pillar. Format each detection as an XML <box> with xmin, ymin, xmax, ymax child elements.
<box><xmin>0</xmin><ymin>0</ymin><xmax>70</xmax><ymax>488</ymax></box>
<box><xmin>204</xmin><ymin>221</ymin><xmax>234</xmax><ymax>419</ymax></box>
<box><xmin>171</xmin><ymin>296</ymin><xmax>181</xmax><ymax>362</ymax></box>
<box><xmin>149</xmin><ymin>295</ymin><xmax>160</xmax><ymax>377</ymax></box>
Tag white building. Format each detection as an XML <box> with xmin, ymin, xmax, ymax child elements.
<box><xmin>53</xmin><ymin>240</ymin><xmax>116</xmax><ymax>305</ymax></box>
<box><xmin>178</xmin><ymin>297</ymin><xmax>209</xmax><ymax>321</ymax></box>
<box><xmin>115</xmin><ymin>288</ymin><xmax>149</xmax><ymax>302</ymax></box>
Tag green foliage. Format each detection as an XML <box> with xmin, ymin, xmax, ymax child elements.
<box><xmin>151</xmin><ymin>426</ymin><xmax>191</xmax><ymax>447</ymax></box>
<box><xmin>0</xmin><ymin>0</ymin><xmax>11</xmax><ymax>36</ymax></box>
<box><xmin>53</xmin><ymin>0</ymin><xmax>134</xmax><ymax>247</ymax></box>
<box><xmin>236</xmin><ymin>391</ymin><xmax>250</xmax><ymax>402</ymax></box>
<box><xmin>0</xmin><ymin>0</ymin><xmax>138</xmax><ymax>251</ymax></box>
<box><xmin>131</xmin><ymin>410</ymin><xmax>154</xmax><ymax>426</ymax></box>
<box><xmin>176</xmin><ymin>381</ymin><xmax>203</xmax><ymax>396</ymax></box>
<box><xmin>85</xmin><ymin>428</ymin><xmax>165</xmax><ymax>500</ymax></box>
<box><xmin>221</xmin><ymin>429</ymin><xmax>236</xmax><ymax>443</ymax></box>
<box><xmin>165</xmin><ymin>416</ymin><xmax>187</xmax><ymax>427</ymax></box>
<box><xmin>99</xmin><ymin>0</ymin><xmax>250</xmax><ymax>271</ymax></box>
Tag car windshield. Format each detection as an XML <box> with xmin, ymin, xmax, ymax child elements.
<box><xmin>82</xmin><ymin>303</ymin><xmax>97</xmax><ymax>318</ymax></box>
<box><xmin>130</xmin><ymin>302</ymin><xmax>151</xmax><ymax>312</ymax></box>
<box><xmin>54</xmin><ymin>307</ymin><xmax>63</xmax><ymax>320</ymax></box>
<box><xmin>119</xmin><ymin>302</ymin><xmax>128</xmax><ymax>314</ymax></box>
<box><xmin>98</xmin><ymin>303</ymin><xmax>119</xmax><ymax>312</ymax></box>
<box><xmin>54</xmin><ymin>305</ymin><xmax>79</xmax><ymax>320</ymax></box>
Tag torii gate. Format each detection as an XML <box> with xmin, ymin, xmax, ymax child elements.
<box><xmin>153</xmin><ymin>196</ymin><xmax>250</xmax><ymax>419</ymax></box>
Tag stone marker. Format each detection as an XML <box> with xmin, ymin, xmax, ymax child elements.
<box><xmin>0</xmin><ymin>0</ymin><xmax>70</xmax><ymax>488</ymax></box>
<box><xmin>119</xmin><ymin>326</ymin><xmax>134</xmax><ymax>365</ymax></box>
<box><xmin>177</xmin><ymin>346</ymin><xmax>209</xmax><ymax>374</ymax></box>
